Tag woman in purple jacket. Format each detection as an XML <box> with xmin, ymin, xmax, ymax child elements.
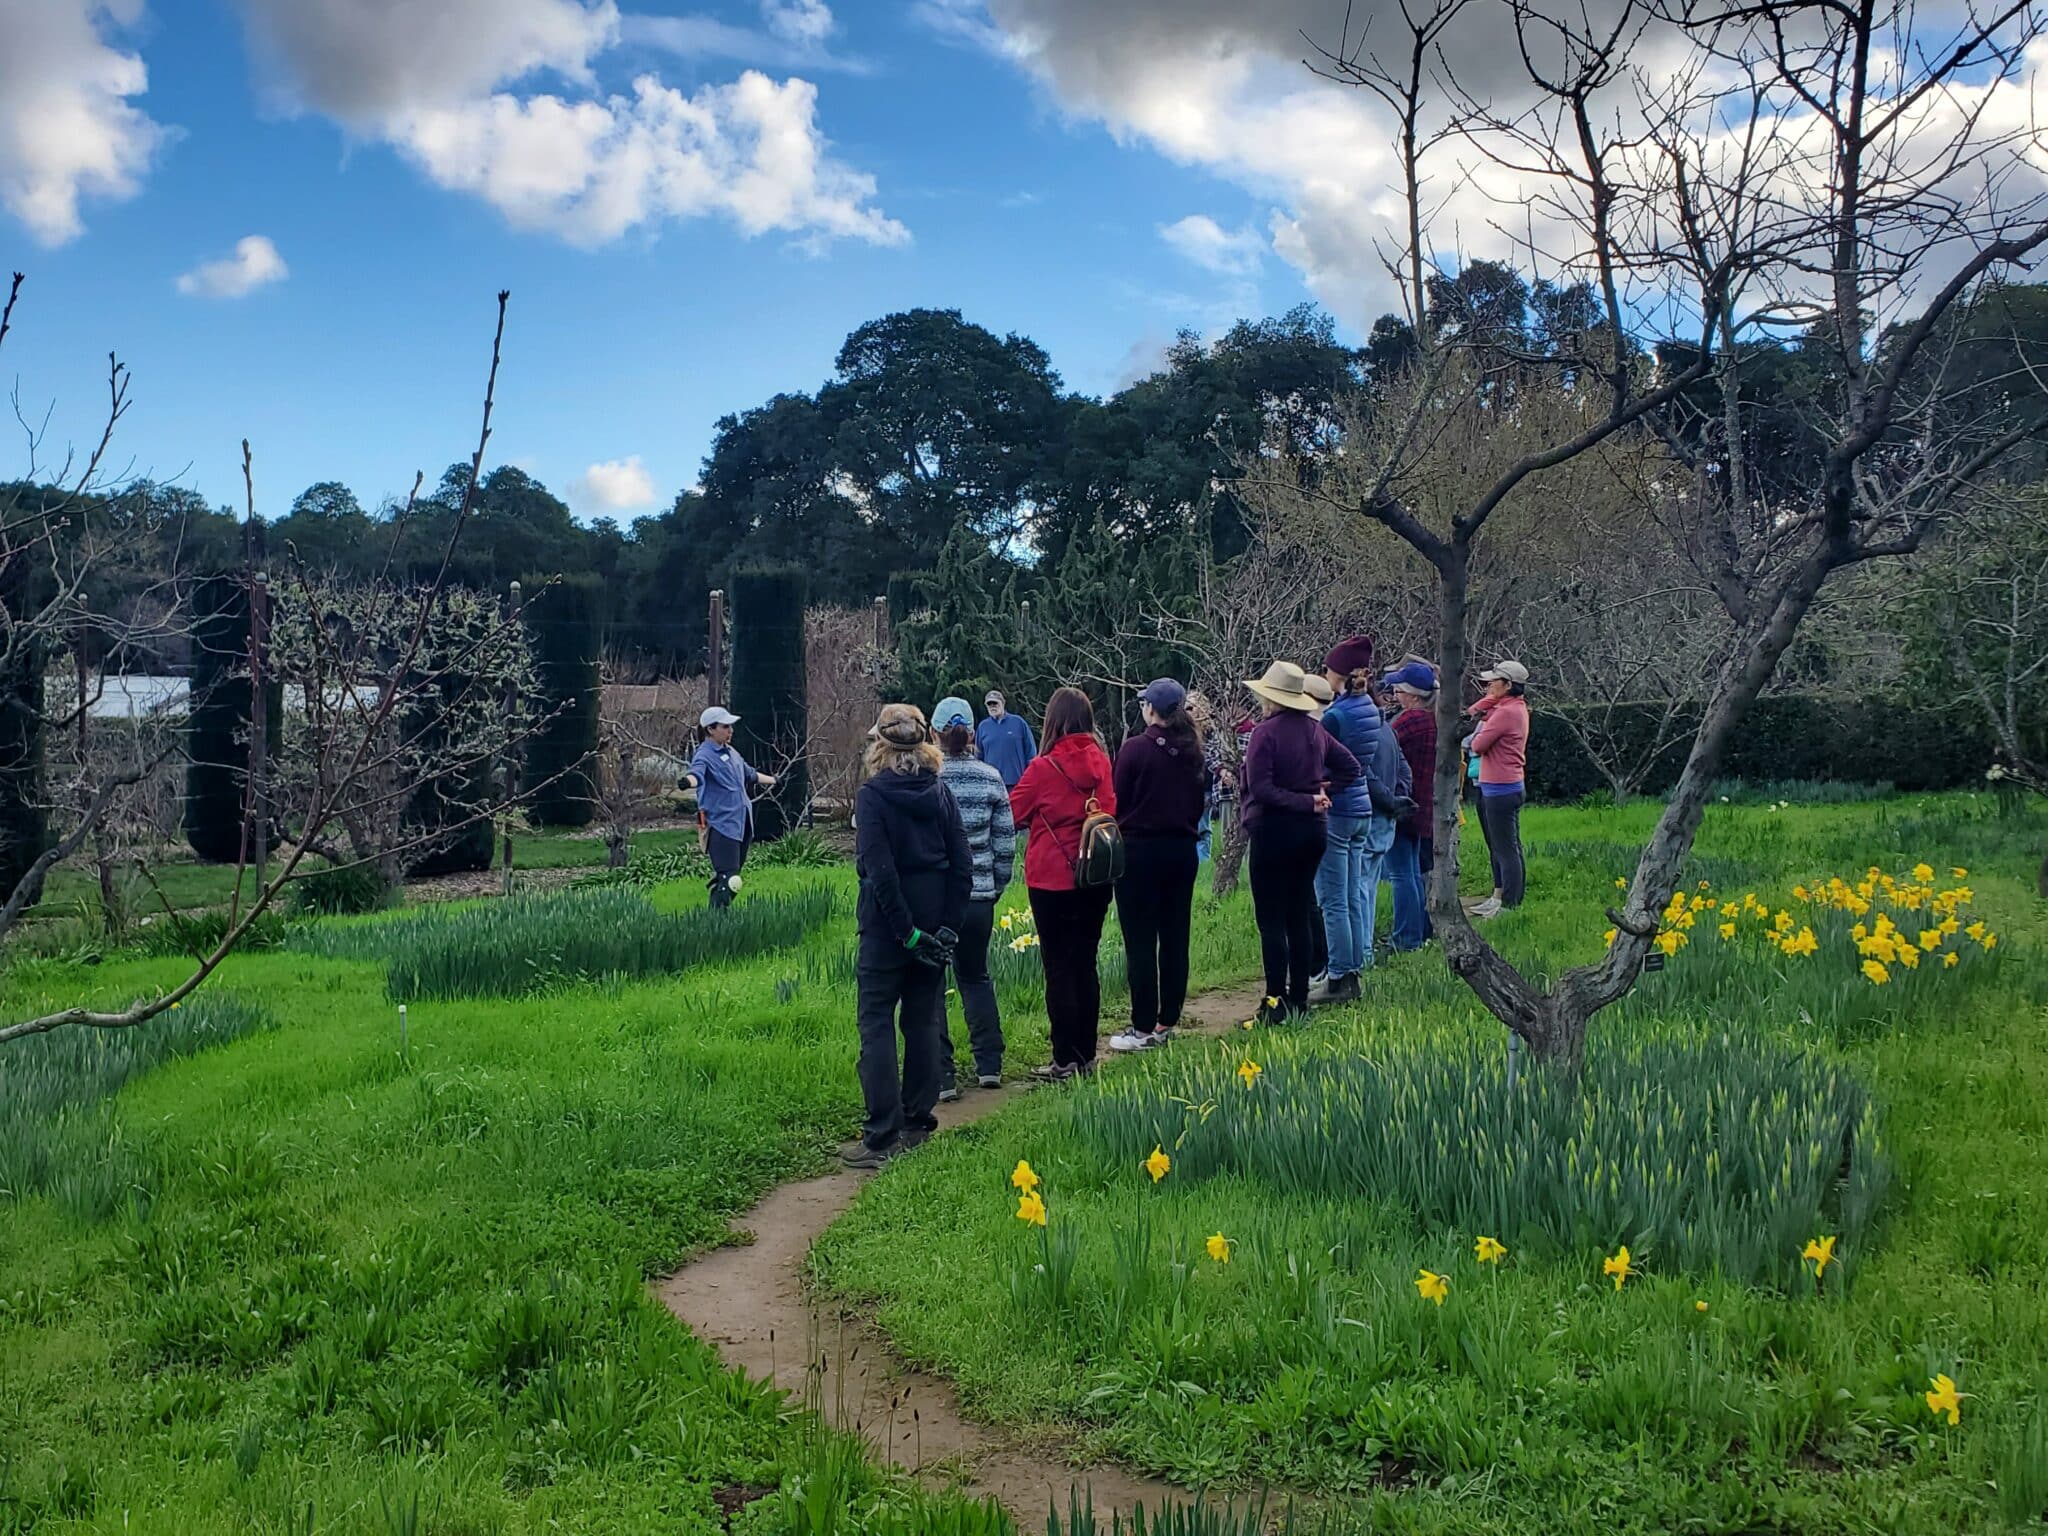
<box><xmin>1240</xmin><ymin>662</ymin><xmax>1361</xmax><ymax>1024</ymax></box>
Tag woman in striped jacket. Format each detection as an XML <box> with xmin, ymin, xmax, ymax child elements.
<box><xmin>930</xmin><ymin>697</ymin><xmax>1016</xmax><ymax>1095</ymax></box>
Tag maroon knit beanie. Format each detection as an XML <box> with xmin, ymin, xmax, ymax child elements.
<box><xmin>1323</xmin><ymin>635</ymin><xmax>1376</xmax><ymax>675</ymax></box>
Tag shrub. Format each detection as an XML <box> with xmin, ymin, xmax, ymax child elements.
<box><xmin>291</xmin><ymin>861</ymin><xmax>393</xmax><ymax>917</ymax></box>
<box><xmin>130</xmin><ymin>906</ymin><xmax>288</xmax><ymax>959</ymax></box>
<box><xmin>730</xmin><ymin>567</ymin><xmax>810</xmax><ymax>842</ymax></box>
<box><xmin>571</xmin><ymin>843</ymin><xmax>712</xmax><ymax>890</ymax></box>
<box><xmin>292</xmin><ymin>882</ymin><xmax>837</xmax><ymax>1001</ymax></box>
<box><xmin>1072</xmin><ymin>1020</ymin><xmax>1887</xmax><ymax>1290</ymax></box>
<box><xmin>1524</xmin><ymin>695</ymin><xmax>2030</xmax><ymax>801</ymax></box>
<box><xmin>524</xmin><ymin>575</ymin><xmax>602</xmax><ymax>828</ymax></box>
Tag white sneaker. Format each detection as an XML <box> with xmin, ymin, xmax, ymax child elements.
<box><xmin>1470</xmin><ymin>896</ymin><xmax>1503</xmax><ymax>920</ymax></box>
<box><xmin>1306</xmin><ymin>976</ymin><xmax>1335</xmax><ymax>1003</ymax></box>
<box><xmin>1108</xmin><ymin>1030</ymin><xmax>1166</xmax><ymax>1053</ymax></box>
<box><xmin>1307</xmin><ymin>971</ymin><xmax>1329</xmax><ymax>994</ymax></box>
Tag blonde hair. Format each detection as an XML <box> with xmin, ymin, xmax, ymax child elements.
<box><xmin>865</xmin><ymin>704</ymin><xmax>942</xmax><ymax>778</ymax></box>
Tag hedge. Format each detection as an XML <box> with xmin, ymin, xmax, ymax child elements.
<box><xmin>523</xmin><ymin>575</ymin><xmax>601</xmax><ymax>827</ymax></box>
<box><xmin>1524</xmin><ymin>694</ymin><xmax>2022</xmax><ymax>801</ymax></box>
<box><xmin>730</xmin><ymin>566</ymin><xmax>809</xmax><ymax>842</ymax></box>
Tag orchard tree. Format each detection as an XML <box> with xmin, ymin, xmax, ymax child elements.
<box><xmin>1302</xmin><ymin>0</ymin><xmax>2048</xmax><ymax>1063</ymax></box>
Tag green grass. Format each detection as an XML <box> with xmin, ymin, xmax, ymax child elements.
<box><xmin>814</xmin><ymin>793</ymin><xmax>2048</xmax><ymax>1531</ymax></box>
<box><xmin>0</xmin><ymin>855</ymin><xmax>1260</xmax><ymax>1533</ymax></box>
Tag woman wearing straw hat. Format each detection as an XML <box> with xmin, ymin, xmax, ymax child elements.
<box><xmin>1240</xmin><ymin>661</ymin><xmax>1361</xmax><ymax>1024</ymax></box>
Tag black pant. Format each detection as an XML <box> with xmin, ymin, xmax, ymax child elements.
<box><xmin>1478</xmin><ymin>790</ymin><xmax>1526</xmax><ymax>907</ymax></box>
<box><xmin>707</xmin><ymin>828</ymin><xmax>749</xmax><ymax>908</ymax></box>
<box><xmin>1029</xmin><ymin>884</ymin><xmax>1113</xmax><ymax>1068</ymax></box>
<box><xmin>1249</xmin><ymin>812</ymin><xmax>1326</xmax><ymax>1011</ymax></box>
<box><xmin>854</xmin><ymin>937</ymin><xmax>944</xmax><ymax>1151</ymax></box>
<box><xmin>938</xmin><ymin>899</ymin><xmax>1003</xmax><ymax>1083</ymax></box>
<box><xmin>1115</xmin><ymin>835</ymin><xmax>1198</xmax><ymax>1035</ymax></box>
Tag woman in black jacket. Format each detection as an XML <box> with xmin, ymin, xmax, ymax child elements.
<box><xmin>844</xmin><ymin>703</ymin><xmax>972</xmax><ymax>1170</ymax></box>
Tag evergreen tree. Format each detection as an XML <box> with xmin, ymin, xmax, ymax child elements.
<box><xmin>0</xmin><ymin>566</ymin><xmax>46</xmax><ymax>896</ymax></box>
<box><xmin>729</xmin><ymin>567</ymin><xmax>809</xmax><ymax>842</ymax></box>
<box><xmin>184</xmin><ymin>573</ymin><xmax>254</xmax><ymax>863</ymax></box>
<box><xmin>524</xmin><ymin>575</ymin><xmax>602</xmax><ymax>827</ymax></box>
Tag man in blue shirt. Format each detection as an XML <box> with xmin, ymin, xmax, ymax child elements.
<box><xmin>973</xmin><ymin>689</ymin><xmax>1037</xmax><ymax>788</ymax></box>
<box><xmin>682</xmin><ymin>706</ymin><xmax>776</xmax><ymax>908</ymax></box>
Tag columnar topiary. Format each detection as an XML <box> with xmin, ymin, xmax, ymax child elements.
<box><xmin>185</xmin><ymin>573</ymin><xmax>254</xmax><ymax>863</ymax></box>
<box><xmin>523</xmin><ymin>575</ymin><xmax>601</xmax><ymax>828</ymax></box>
<box><xmin>729</xmin><ymin>566</ymin><xmax>809</xmax><ymax>842</ymax></box>
<box><xmin>0</xmin><ymin>598</ymin><xmax>47</xmax><ymax>898</ymax></box>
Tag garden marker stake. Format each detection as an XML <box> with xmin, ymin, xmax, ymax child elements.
<box><xmin>398</xmin><ymin>1004</ymin><xmax>408</xmax><ymax>1061</ymax></box>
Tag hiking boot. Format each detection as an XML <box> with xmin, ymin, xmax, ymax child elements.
<box><xmin>937</xmin><ymin>1084</ymin><xmax>962</xmax><ymax>1103</ymax></box>
<box><xmin>1321</xmin><ymin>973</ymin><xmax>1362</xmax><ymax>1006</ymax></box>
<box><xmin>839</xmin><ymin>1139</ymin><xmax>897</xmax><ymax>1170</ymax></box>
<box><xmin>1254</xmin><ymin>998</ymin><xmax>1290</xmax><ymax>1028</ymax></box>
<box><xmin>1028</xmin><ymin>1062</ymin><xmax>1079</xmax><ymax>1082</ymax></box>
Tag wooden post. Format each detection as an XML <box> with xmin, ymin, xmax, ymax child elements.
<box><xmin>1019</xmin><ymin>599</ymin><xmax>1032</xmax><ymax>644</ymax></box>
<box><xmin>871</xmin><ymin>595</ymin><xmax>889</xmax><ymax>653</ymax></box>
<box><xmin>501</xmin><ymin>580</ymin><xmax>521</xmax><ymax>893</ymax></box>
<box><xmin>707</xmin><ymin>588</ymin><xmax>726</xmax><ymax>708</ymax></box>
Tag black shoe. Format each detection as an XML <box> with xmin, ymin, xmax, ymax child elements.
<box><xmin>1255</xmin><ymin>999</ymin><xmax>1289</xmax><ymax>1028</ymax></box>
<box><xmin>839</xmin><ymin>1139</ymin><xmax>897</xmax><ymax>1170</ymax></box>
<box><xmin>937</xmin><ymin>1084</ymin><xmax>962</xmax><ymax>1103</ymax></box>
<box><xmin>1322</xmin><ymin>973</ymin><xmax>1361</xmax><ymax>1006</ymax></box>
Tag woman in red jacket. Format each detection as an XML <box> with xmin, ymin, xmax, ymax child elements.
<box><xmin>1010</xmin><ymin>687</ymin><xmax>1118</xmax><ymax>1080</ymax></box>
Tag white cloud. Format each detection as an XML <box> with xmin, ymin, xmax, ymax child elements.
<box><xmin>396</xmin><ymin>72</ymin><xmax>907</xmax><ymax>247</ymax></box>
<box><xmin>176</xmin><ymin>234</ymin><xmax>288</xmax><ymax>298</ymax></box>
<box><xmin>0</xmin><ymin>0</ymin><xmax>167</xmax><ymax>245</ymax></box>
<box><xmin>1160</xmin><ymin>213</ymin><xmax>1263</xmax><ymax>276</ymax></box>
<box><xmin>571</xmin><ymin>455</ymin><xmax>657</xmax><ymax>511</ymax></box>
<box><xmin>761</xmin><ymin>0</ymin><xmax>832</xmax><ymax>46</ymax></box>
<box><xmin>231</xmin><ymin>0</ymin><xmax>901</xmax><ymax>247</ymax></box>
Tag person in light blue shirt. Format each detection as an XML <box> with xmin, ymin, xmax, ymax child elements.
<box><xmin>973</xmin><ymin>689</ymin><xmax>1037</xmax><ymax>788</ymax></box>
<box><xmin>683</xmin><ymin>706</ymin><xmax>776</xmax><ymax>908</ymax></box>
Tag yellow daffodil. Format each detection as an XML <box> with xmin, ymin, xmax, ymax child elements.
<box><xmin>1861</xmin><ymin>959</ymin><xmax>1891</xmax><ymax>986</ymax></box>
<box><xmin>1925</xmin><ymin>1373</ymin><xmax>1965</xmax><ymax>1426</ymax></box>
<box><xmin>1000</xmin><ymin>913</ymin><xmax>1013</xmax><ymax>931</ymax></box>
<box><xmin>1265</xmin><ymin>995</ymin><xmax>1280</xmax><ymax>1009</ymax></box>
<box><xmin>1784</xmin><ymin>927</ymin><xmax>1819</xmax><ymax>957</ymax></box>
<box><xmin>1919</xmin><ymin>929</ymin><xmax>1942</xmax><ymax>951</ymax></box>
<box><xmin>1966</xmin><ymin>921</ymin><xmax>1987</xmax><ymax>942</ymax></box>
<box><xmin>1615</xmin><ymin>876</ymin><xmax>1627</xmax><ymax>889</ymax></box>
<box><xmin>1475</xmin><ymin>1235</ymin><xmax>1507</xmax><ymax>1265</ymax></box>
<box><xmin>1718</xmin><ymin>922</ymin><xmax>1736</xmax><ymax>940</ymax></box>
<box><xmin>1237</xmin><ymin>1058</ymin><xmax>1263</xmax><ymax>1089</ymax></box>
<box><xmin>1603</xmin><ymin>927</ymin><xmax>1618</xmax><ymax>946</ymax></box>
<box><xmin>1896</xmin><ymin>942</ymin><xmax>1920</xmax><ymax>970</ymax></box>
<box><xmin>1415</xmin><ymin>1268</ymin><xmax>1449</xmax><ymax>1305</ymax></box>
<box><xmin>1940</xmin><ymin>916</ymin><xmax>1959</xmax><ymax>936</ymax></box>
<box><xmin>1943</xmin><ymin>951</ymin><xmax>1960</xmax><ymax>969</ymax></box>
<box><xmin>1655</xmin><ymin>930</ymin><xmax>1683</xmax><ymax>957</ymax></box>
<box><xmin>1913</xmin><ymin>862</ymin><xmax>1934</xmax><ymax>882</ymax></box>
<box><xmin>1774</xmin><ymin>910</ymin><xmax>1793</xmax><ymax>931</ymax></box>
<box><xmin>1802</xmin><ymin>1234</ymin><xmax>1837</xmax><ymax>1278</ymax></box>
<box><xmin>1695</xmin><ymin>1299</ymin><xmax>1710</xmax><ymax>1312</ymax></box>
<box><xmin>1206</xmin><ymin>1232</ymin><xmax>1232</xmax><ymax>1264</ymax></box>
<box><xmin>1240</xmin><ymin>1018</ymin><xmax>1255</xmax><ymax>1031</ymax></box>
<box><xmin>1011</xmin><ymin>1159</ymin><xmax>1040</xmax><ymax>1193</ymax></box>
<box><xmin>1603</xmin><ymin>1245</ymin><xmax>1634</xmax><ymax>1291</ymax></box>
<box><xmin>1984</xmin><ymin>932</ymin><xmax>1999</xmax><ymax>950</ymax></box>
<box><xmin>1792</xmin><ymin>884</ymin><xmax>1809</xmax><ymax>902</ymax></box>
<box><xmin>1144</xmin><ymin>1146</ymin><xmax>1171</xmax><ymax>1183</ymax></box>
<box><xmin>1951</xmin><ymin>866</ymin><xmax>1968</xmax><ymax>879</ymax></box>
<box><xmin>1852</xmin><ymin>922</ymin><xmax>1869</xmax><ymax>942</ymax></box>
<box><xmin>1015</xmin><ymin>1189</ymin><xmax>1046</xmax><ymax>1226</ymax></box>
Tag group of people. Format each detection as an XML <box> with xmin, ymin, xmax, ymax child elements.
<box><xmin>679</xmin><ymin>642</ymin><xmax>1531</xmax><ymax>1171</ymax></box>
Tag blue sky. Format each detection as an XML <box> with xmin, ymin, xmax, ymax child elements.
<box><xmin>0</xmin><ymin>1</ymin><xmax>1311</xmax><ymax>523</ymax></box>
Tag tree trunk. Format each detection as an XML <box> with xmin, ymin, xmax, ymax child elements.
<box><xmin>607</xmin><ymin>832</ymin><xmax>630</xmax><ymax>869</ymax></box>
<box><xmin>2037</xmin><ymin>839</ymin><xmax>2047</xmax><ymax>900</ymax></box>
<box><xmin>1211</xmin><ymin>813</ymin><xmax>1248</xmax><ymax>897</ymax></box>
<box><xmin>95</xmin><ymin>847</ymin><xmax>124</xmax><ymax>938</ymax></box>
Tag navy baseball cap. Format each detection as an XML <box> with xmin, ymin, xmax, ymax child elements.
<box><xmin>1382</xmin><ymin>661</ymin><xmax>1439</xmax><ymax>693</ymax></box>
<box><xmin>1137</xmin><ymin>677</ymin><xmax>1187</xmax><ymax>712</ymax></box>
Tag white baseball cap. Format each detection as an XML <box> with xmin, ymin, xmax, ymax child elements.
<box><xmin>700</xmin><ymin>706</ymin><xmax>741</xmax><ymax>728</ymax></box>
<box><xmin>1478</xmin><ymin>660</ymin><xmax>1530</xmax><ymax>685</ymax></box>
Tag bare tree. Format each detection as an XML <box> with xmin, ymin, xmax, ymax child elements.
<box><xmin>588</xmin><ymin>658</ymin><xmax>694</xmax><ymax>867</ymax></box>
<box><xmin>1</xmin><ymin>289</ymin><xmax>546</xmax><ymax>1047</ymax></box>
<box><xmin>1308</xmin><ymin>0</ymin><xmax>2048</xmax><ymax>1062</ymax></box>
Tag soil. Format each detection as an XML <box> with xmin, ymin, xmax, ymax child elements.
<box><xmin>657</xmin><ymin>981</ymin><xmax>1270</xmax><ymax>1523</ymax></box>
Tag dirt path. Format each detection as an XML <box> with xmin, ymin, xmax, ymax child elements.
<box><xmin>657</xmin><ymin>981</ymin><xmax>1269</xmax><ymax>1523</ymax></box>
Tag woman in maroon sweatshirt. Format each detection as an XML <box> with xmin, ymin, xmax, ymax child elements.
<box><xmin>1108</xmin><ymin>678</ymin><xmax>1207</xmax><ymax>1053</ymax></box>
<box><xmin>1009</xmin><ymin>688</ymin><xmax>1118</xmax><ymax>1078</ymax></box>
<box><xmin>1240</xmin><ymin>662</ymin><xmax>1360</xmax><ymax>1023</ymax></box>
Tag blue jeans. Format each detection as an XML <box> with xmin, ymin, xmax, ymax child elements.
<box><xmin>1388</xmin><ymin>826</ymin><xmax>1428</xmax><ymax>950</ymax></box>
<box><xmin>1314</xmin><ymin>815</ymin><xmax>1371</xmax><ymax>980</ymax></box>
<box><xmin>1360</xmin><ymin>813</ymin><xmax>1394</xmax><ymax>967</ymax></box>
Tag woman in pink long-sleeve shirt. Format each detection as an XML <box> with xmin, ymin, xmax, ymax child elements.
<box><xmin>1464</xmin><ymin>660</ymin><xmax>1530</xmax><ymax>916</ymax></box>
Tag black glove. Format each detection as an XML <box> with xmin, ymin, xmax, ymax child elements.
<box><xmin>908</xmin><ymin>927</ymin><xmax>957</xmax><ymax>969</ymax></box>
<box><xmin>1389</xmin><ymin>796</ymin><xmax>1418</xmax><ymax>819</ymax></box>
